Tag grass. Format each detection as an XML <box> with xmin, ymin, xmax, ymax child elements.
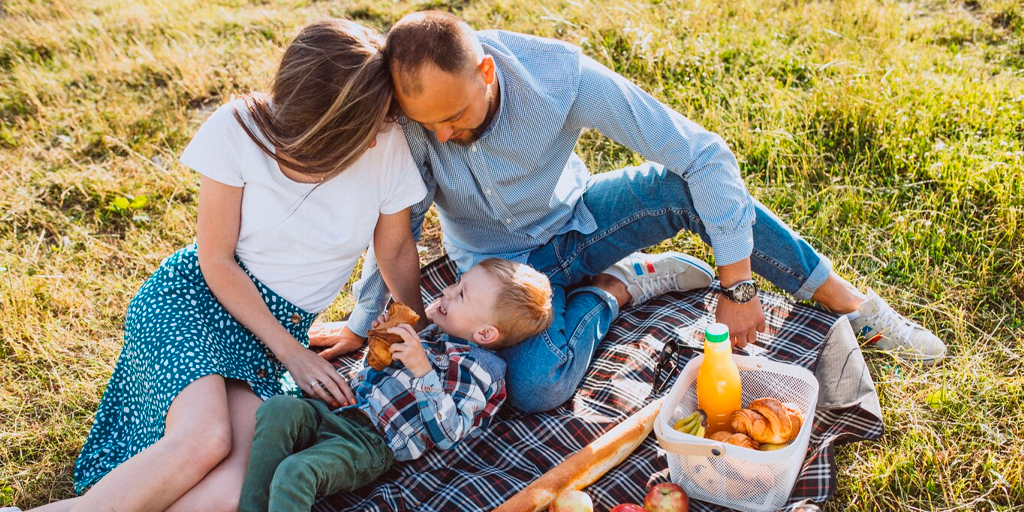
<box><xmin>1</xmin><ymin>0</ymin><xmax>1022</xmax><ymax>509</ymax></box>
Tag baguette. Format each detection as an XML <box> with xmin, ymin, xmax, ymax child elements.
<box><xmin>493</xmin><ymin>398</ymin><xmax>664</xmax><ymax>512</ymax></box>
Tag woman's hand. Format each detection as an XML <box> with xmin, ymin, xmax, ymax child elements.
<box><xmin>386</xmin><ymin>324</ymin><xmax>432</xmax><ymax>378</ymax></box>
<box><xmin>281</xmin><ymin>346</ymin><xmax>355</xmax><ymax>407</ymax></box>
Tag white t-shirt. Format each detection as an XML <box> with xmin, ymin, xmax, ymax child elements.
<box><xmin>179</xmin><ymin>99</ymin><xmax>427</xmax><ymax>313</ymax></box>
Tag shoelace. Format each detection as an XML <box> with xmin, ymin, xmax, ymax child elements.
<box><xmin>870</xmin><ymin>299</ymin><xmax>919</xmax><ymax>345</ymax></box>
<box><xmin>634</xmin><ymin>273</ymin><xmax>677</xmax><ymax>303</ymax></box>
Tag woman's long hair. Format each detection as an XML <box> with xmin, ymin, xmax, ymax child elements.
<box><xmin>234</xmin><ymin>19</ymin><xmax>396</xmax><ymax>180</ymax></box>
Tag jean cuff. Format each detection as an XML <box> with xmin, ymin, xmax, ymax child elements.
<box><xmin>568</xmin><ymin>285</ymin><xmax>620</xmax><ymax>319</ymax></box>
<box><xmin>793</xmin><ymin>254</ymin><xmax>833</xmax><ymax>301</ymax></box>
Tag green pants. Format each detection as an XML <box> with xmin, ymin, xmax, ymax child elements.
<box><xmin>239</xmin><ymin>395</ymin><xmax>395</xmax><ymax>512</ymax></box>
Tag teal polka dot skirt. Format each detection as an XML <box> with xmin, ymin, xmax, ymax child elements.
<box><xmin>73</xmin><ymin>245</ymin><xmax>315</xmax><ymax>493</ymax></box>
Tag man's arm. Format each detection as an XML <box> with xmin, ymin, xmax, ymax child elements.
<box><xmin>566</xmin><ymin>55</ymin><xmax>764</xmax><ymax>345</ymax></box>
<box><xmin>566</xmin><ymin>54</ymin><xmax>755</xmax><ymax>265</ymax></box>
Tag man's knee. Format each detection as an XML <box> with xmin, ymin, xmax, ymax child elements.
<box><xmin>506</xmin><ymin>372</ymin><xmax>578</xmax><ymax>414</ymax></box>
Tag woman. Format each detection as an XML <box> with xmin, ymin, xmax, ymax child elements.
<box><xmin>28</xmin><ymin>18</ymin><xmax>427</xmax><ymax>512</ymax></box>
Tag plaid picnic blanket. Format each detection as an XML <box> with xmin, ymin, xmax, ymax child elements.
<box><xmin>316</xmin><ymin>256</ymin><xmax>884</xmax><ymax>512</ymax></box>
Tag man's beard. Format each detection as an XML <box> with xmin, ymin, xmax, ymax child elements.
<box><xmin>452</xmin><ymin>87</ymin><xmax>499</xmax><ymax>146</ymax></box>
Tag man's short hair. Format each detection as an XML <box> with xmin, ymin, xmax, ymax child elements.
<box><xmin>476</xmin><ymin>259</ymin><xmax>554</xmax><ymax>349</ymax></box>
<box><xmin>384</xmin><ymin>11</ymin><xmax>482</xmax><ymax>96</ymax></box>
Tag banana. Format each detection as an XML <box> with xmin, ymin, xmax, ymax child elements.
<box><xmin>673</xmin><ymin>411</ymin><xmax>700</xmax><ymax>432</ymax></box>
<box><xmin>693</xmin><ymin>424</ymin><xmax>706</xmax><ymax>438</ymax></box>
<box><xmin>674</xmin><ymin>416</ymin><xmax>698</xmax><ymax>433</ymax></box>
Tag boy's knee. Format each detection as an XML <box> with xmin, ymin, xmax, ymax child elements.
<box><xmin>272</xmin><ymin>456</ymin><xmax>320</xmax><ymax>494</ymax></box>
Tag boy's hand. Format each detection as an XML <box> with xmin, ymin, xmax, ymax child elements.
<box><xmin>387</xmin><ymin>324</ymin><xmax>432</xmax><ymax>378</ymax></box>
<box><xmin>371</xmin><ymin>310</ymin><xmax>390</xmax><ymax>329</ymax></box>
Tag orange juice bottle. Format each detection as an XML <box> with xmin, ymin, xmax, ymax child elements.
<box><xmin>696</xmin><ymin>323</ymin><xmax>742</xmax><ymax>435</ymax></box>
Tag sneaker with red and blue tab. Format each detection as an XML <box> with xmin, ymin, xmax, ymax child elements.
<box><xmin>602</xmin><ymin>251</ymin><xmax>715</xmax><ymax>306</ymax></box>
<box><xmin>850</xmin><ymin>288</ymin><xmax>946</xmax><ymax>365</ymax></box>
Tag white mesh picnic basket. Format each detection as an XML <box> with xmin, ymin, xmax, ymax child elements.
<box><xmin>654</xmin><ymin>354</ymin><xmax>819</xmax><ymax>512</ymax></box>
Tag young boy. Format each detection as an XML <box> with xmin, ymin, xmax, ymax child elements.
<box><xmin>238</xmin><ymin>258</ymin><xmax>554</xmax><ymax>512</ymax></box>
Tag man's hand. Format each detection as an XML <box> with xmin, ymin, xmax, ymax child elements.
<box><xmin>309</xmin><ymin>322</ymin><xmax>366</xmax><ymax>361</ymax></box>
<box><xmin>386</xmin><ymin>324</ymin><xmax>433</xmax><ymax>378</ymax></box>
<box><xmin>715</xmin><ymin>294</ymin><xmax>766</xmax><ymax>348</ymax></box>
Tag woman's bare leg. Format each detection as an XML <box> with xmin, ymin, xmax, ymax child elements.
<box><xmin>26</xmin><ymin>497</ymin><xmax>78</xmax><ymax>512</ymax></box>
<box><xmin>50</xmin><ymin>375</ymin><xmax>233</xmax><ymax>512</ymax></box>
<box><xmin>165</xmin><ymin>380</ymin><xmax>263</xmax><ymax>512</ymax></box>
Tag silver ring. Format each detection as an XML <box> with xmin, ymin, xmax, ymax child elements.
<box><xmin>309</xmin><ymin>380</ymin><xmax>319</xmax><ymax>388</ymax></box>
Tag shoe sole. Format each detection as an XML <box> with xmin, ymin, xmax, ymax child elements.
<box><xmin>861</xmin><ymin>345</ymin><xmax>945</xmax><ymax>366</ymax></box>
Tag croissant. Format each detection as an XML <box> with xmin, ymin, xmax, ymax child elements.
<box><xmin>708</xmin><ymin>430</ymin><xmax>760</xmax><ymax>450</ymax></box>
<box><xmin>729</xmin><ymin>398</ymin><xmax>804</xmax><ymax>444</ymax></box>
<box><xmin>366</xmin><ymin>302</ymin><xmax>421</xmax><ymax>371</ymax></box>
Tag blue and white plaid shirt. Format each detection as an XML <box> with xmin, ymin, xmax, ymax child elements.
<box><xmin>341</xmin><ymin>325</ymin><xmax>507</xmax><ymax>461</ymax></box>
<box><xmin>348</xmin><ymin>30</ymin><xmax>754</xmax><ymax>336</ymax></box>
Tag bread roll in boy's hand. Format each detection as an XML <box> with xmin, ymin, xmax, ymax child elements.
<box><xmin>366</xmin><ymin>302</ymin><xmax>420</xmax><ymax>371</ymax></box>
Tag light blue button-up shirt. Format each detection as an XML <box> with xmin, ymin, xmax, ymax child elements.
<box><xmin>348</xmin><ymin>30</ymin><xmax>754</xmax><ymax>336</ymax></box>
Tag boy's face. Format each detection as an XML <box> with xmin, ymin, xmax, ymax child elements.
<box><xmin>425</xmin><ymin>265</ymin><xmax>501</xmax><ymax>343</ymax></box>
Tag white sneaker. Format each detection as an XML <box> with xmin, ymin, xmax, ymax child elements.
<box><xmin>849</xmin><ymin>288</ymin><xmax>946</xmax><ymax>365</ymax></box>
<box><xmin>603</xmin><ymin>251</ymin><xmax>714</xmax><ymax>306</ymax></box>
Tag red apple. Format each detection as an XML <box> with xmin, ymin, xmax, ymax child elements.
<box><xmin>548</xmin><ymin>489</ymin><xmax>594</xmax><ymax>512</ymax></box>
<box><xmin>644</xmin><ymin>482</ymin><xmax>689</xmax><ymax>512</ymax></box>
<box><xmin>609</xmin><ymin>504</ymin><xmax>646</xmax><ymax>512</ymax></box>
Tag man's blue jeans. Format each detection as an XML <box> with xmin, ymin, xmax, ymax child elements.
<box><xmin>500</xmin><ymin>162</ymin><xmax>832</xmax><ymax>413</ymax></box>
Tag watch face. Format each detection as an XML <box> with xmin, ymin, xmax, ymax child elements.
<box><xmin>729</xmin><ymin>282</ymin><xmax>757</xmax><ymax>302</ymax></box>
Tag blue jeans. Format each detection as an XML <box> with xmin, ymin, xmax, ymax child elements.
<box><xmin>500</xmin><ymin>163</ymin><xmax>832</xmax><ymax>413</ymax></box>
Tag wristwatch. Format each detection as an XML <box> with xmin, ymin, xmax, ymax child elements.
<box><xmin>721</xmin><ymin>279</ymin><xmax>758</xmax><ymax>303</ymax></box>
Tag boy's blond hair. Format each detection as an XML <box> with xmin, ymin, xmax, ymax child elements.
<box><xmin>476</xmin><ymin>259</ymin><xmax>553</xmax><ymax>348</ymax></box>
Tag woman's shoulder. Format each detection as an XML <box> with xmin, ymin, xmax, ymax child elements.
<box><xmin>373</xmin><ymin>122</ymin><xmax>412</xmax><ymax>154</ymax></box>
<box><xmin>204</xmin><ymin>98</ymin><xmax>266</xmax><ymax>141</ymax></box>
<box><xmin>180</xmin><ymin>96</ymin><xmax>273</xmax><ymax>186</ymax></box>
<box><xmin>344</xmin><ymin>122</ymin><xmax>416</xmax><ymax>177</ymax></box>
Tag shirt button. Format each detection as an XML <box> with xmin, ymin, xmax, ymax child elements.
<box><xmin>256</xmin><ymin>368</ymin><xmax>267</xmax><ymax>378</ymax></box>
<box><xmin>290</xmin><ymin>314</ymin><xmax>301</xmax><ymax>325</ymax></box>
<box><xmin>436</xmin><ymin>413</ymin><xmax>444</xmax><ymax>420</ymax></box>
<box><xmin>506</xmin><ymin>218</ymin><xmax>512</xmax><ymax>224</ymax></box>
<box><xmin>485</xmin><ymin>189</ymin><xmax>492</xmax><ymax>195</ymax></box>
<box><xmin>434</xmin><ymin>356</ymin><xmax>443</xmax><ymax>364</ymax></box>
<box><xmin>423</xmin><ymin>385</ymin><xmax>432</xmax><ymax>392</ymax></box>
<box><xmin>471</xmin><ymin>145</ymin><xmax>478</xmax><ymax>152</ymax></box>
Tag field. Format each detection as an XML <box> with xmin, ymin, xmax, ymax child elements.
<box><xmin>1</xmin><ymin>0</ymin><xmax>1022</xmax><ymax>510</ymax></box>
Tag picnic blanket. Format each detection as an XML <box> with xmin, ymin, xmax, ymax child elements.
<box><xmin>316</xmin><ymin>256</ymin><xmax>884</xmax><ymax>512</ymax></box>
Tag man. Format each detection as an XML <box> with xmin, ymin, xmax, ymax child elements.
<box><xmin>323</xmin><ymin>11</ymin><xmax>944</xmax><ymax>413</ymax></box>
